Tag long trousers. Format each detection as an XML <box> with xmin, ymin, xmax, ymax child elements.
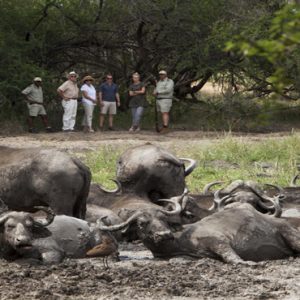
<box><xmin>131</xmin><ymin>106</ymin><xmax>144</xmax><ymax>127</ymax></box>
<box><xmin>82</xmin><ymin>103</ymin><xmax>95</xmax><ymax>127</ymax></box>
<box><xmin>62</xmin><ymin>99</ymin><xmax>78</xmax><ymax>130</ymax></box>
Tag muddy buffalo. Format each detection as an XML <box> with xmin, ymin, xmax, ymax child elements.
<box><xmin>0</xmin><ymin>147</ymin><xmax>91</xmax><ymax>218</ymax></box>
<box><xmin>99</xmin><ymin>202</ymin><xmax>300</xmax><ymax>264</ymax></box>
<box><xmin>116</xmin><ymin>144</ymin><xmax>196</xmax><ymax>200</ymax></box>
<box><xmin>0</xmin><ymin>207</ymin><xmax>118</xmax><ymax>264</ymax></box>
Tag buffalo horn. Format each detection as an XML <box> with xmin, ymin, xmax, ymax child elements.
<box><xmin>33</xmin><ymin>206</ymin><xmax>55</xmax><ymax>226</ymax></box>
<box><xmin>97</xmin><ymin>179</ymin><xmax>122</xmax><ymax>193</ymax></box>
<box><xmin>268</xmin><ymin>196</ymin><xmax>282</xmax><ymax>218</ymax></box>
<box><xmin>179</xmin><ymin>158</ymin><xmax>197</xmax><ymax>176</ymax></box>
<box><xmin>0</xmin><ymin>212</ymin><xmax>13</xmax><ymax>225</ymax></box>
<box><xmin>157</xmin><ymin>199</ymin><xmax>182</xmax><ymax>216</ymax></box>
<box><xmin>213</xmin><ymin>190</ymin><xmax>235</xmax><ymax>211</ymax></box>
<box><xmin>97</xmin><ymin>211</ymin><xmax>143</xmax><ymax>232</ymax></box>
<box><xmin>203</xmin><ymin>181</ymin><xmax>224</xmax><ymax>195</ymax></box>
<box><xmin>245</xmin><ymin>185</ymin><xmax>280</xmax><ymax>210</ymax></box>
<box><xmin>290</xmin><ymin>174</ymin><xmax>300</xmax><ymax>187</ymax></box>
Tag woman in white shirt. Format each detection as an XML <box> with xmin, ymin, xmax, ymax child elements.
<box><xmin>81</xmin><ymin>75</ymin><xmax>97</xmax><ymax>132</ymax></box>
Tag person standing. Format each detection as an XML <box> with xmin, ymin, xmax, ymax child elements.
<box><xmin>98</xmin><ymin>74</ymin><xmax>120</xmax><ymax>130</ymax></box>
<box><xmin>57</xmin><ymin>71</ymin><xmax>79</xmax><ymax>132</ymax></box>
<box><xmin>81</xmin><ymin>75</ymin><xmax>97</xmax><ymax>133</ymax></box>
<box><xmin>128</xmin><ymin>72</ymin><xmax>148</xmax><ymax>132</ymax></box>
<box><xmin>21</xmin><ymin>77</ymin><xmax>52</xmax><ymax>133</ymax></box>
<box><xmin>153</xmin><ymin>70</ymin><xmax>174</xmax><ymax>133</ymax></box>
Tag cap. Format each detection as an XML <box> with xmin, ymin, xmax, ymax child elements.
<box><xmin>33</xmin><ymin>77</ymin><xmax>42</xmax><ymax>82</ymax></box>
<box><xmin>68</xmin><ymin>71</ymin><xmax>78</xmax><ymax>77</ymax></box>
<box><xmin>159</xmin><ymin>70</ymin><xmax>167</xmax><ymax>75</ymax></box>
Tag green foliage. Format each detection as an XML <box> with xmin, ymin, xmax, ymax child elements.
<box><xmin>226</xmin><ymin>3</ymin><xmax>300</xmax><ymax>93</ymax></box>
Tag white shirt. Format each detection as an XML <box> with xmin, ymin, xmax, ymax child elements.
<box><xmin>81</xmin><ymin>84</ymin><xmax>96</xmax><ymax>105</ymax></box>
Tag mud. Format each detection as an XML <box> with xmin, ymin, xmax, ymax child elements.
<box><xmin>0</xmin><ymin>242</ymin><xmax>300</xmax><ymax>299</ymax></box>
<box><xmin>0</xmin><ymin>131</ymin><xmax>300</xmax><ymax>299</ymax></box>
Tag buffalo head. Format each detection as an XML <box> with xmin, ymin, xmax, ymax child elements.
<box><xmin>116</xmin><ymin>144</ymin><xmax>196</xmax><ymax>200</ymax></box>
<box><xmin>0</xmin><ymin>207</ymin><xmax>54</xmax><ymax>256</ymax></box>
<box><xmin>97</xmin><ymin>197</ymin><xmax>182</xmax><ymax>243</ymax></box>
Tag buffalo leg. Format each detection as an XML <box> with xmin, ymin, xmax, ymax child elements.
<box><xmin>210</xmin><ymin>240</ymin><xmax>256</xmax><ymax>266</ymax></box>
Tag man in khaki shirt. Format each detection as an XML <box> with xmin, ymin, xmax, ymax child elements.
<box><xmin>22</xmin><ymin>77</ymin><xmax>52</xmax><ymax>133</ymax></box>
<box><xmin>57</xmin><ymin>71</ymin><xmax>79</xmax><ymax>132</ymax></box>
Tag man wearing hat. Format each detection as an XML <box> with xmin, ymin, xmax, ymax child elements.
<box><xmin>81</xmin><ymin>75</ymin><xmax>97</xmax><ymax>133</ymax></box>
<box><xmin>21</xmin><ymin>77</ymin><xmax>52</xmax><ymax>133</ymax></box>
<box><xmin>57</xmin><ymin>71</ymin><xmax>79</xmax><ymax>132</ymax></box>
<box><xmin>153</xmin><ymin>70</ymin><xmax>174</xmax><ymax>133</ymax></box>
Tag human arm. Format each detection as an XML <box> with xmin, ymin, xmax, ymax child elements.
<box><xmin>21</xmin><ymin>86</ymin><xmax>39</xmax><ymax>104</ymax></box>
<box><xmin>129</xmin><ymin>86</ymin><xmax>145</xmax><ymax>96</ymax></box>
<box><xmin>57</xmin><ymin>89</ymin><xmax>70</xmax><ymax>101</ymax></box>
<box><xmin>98</xmin><ymin>92</ymin><xmax>103</xmax><ymax>106</ymax></box>
<box><xmin>116</xmin><ymin>93</ymin><xmax>121</xmax><ymax>107</ymax></box>
<box><xmin>57</xmin><ymin>82</ymin><xmax>71</xmax><ymax>101</ymax></box>
<box><xmin>156</xmin><ymin>79</ymin><xmax>174</xmax><ymax>96</ymax></box>
<box><xmin>82</xmin><ymin>91</ymin><xmax>96</xmax><ymax>103</ymax></box>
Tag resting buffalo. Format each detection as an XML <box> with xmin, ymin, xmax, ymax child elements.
<box><xmin>99</xmin><ymin>202</ymin><xmax>300</xmax><ymax>264</ymax></box>
<box><xmin>203</xmin><ymin>180</ymin><xmax>285</xmax><ymax>216</ymax></box>
<box><xmin>116</xmin><ymin>144</ymin><xmax>196</xmax><ymax>200</ymax></box>
<box><xmin>0</xmin><ymin>207</ymin><xmax>118</xmax><ymax>264</ymax></box>
<box><xmin>0</xmin><ymin>147</ymin><xmax>91</xmax><ymax>218</ymax></box>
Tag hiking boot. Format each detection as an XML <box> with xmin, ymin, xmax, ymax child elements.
<box><xmin>129</xmin><ymin>127</ymin><xmax>134</xmax><ymax>132</ymax></box>
<box><xmin>159</xmin><ymin>127</ymin><xmax>169</xmax><ymax>134</ymax></box>
<box><xmin>46</xmin><ymin>127</ymin><xmax>54</xmax><ymax>133</ymax></box>
<box><xmin>29</xmin><ymin>128</ymin><xmax>38</xmax><ymax>133</ymax></box>
<box><xmin>108</xmin><ymin>127</ymin><xmax>114</xmax><ymax>131</ymax></box>
<box><xmin>135</xmin><ymin>126</ymin><xmax>140</xmax><ymax>132</ymax></box>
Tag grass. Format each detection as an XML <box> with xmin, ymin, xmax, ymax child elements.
<box><xmin>84</xmin><ymin>134</ymin><xmax>300</xmax><ymax>193</ymax></box>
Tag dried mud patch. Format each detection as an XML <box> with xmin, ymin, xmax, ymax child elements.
<box><xmin>0</xmin><ymin>244</ymin><xmax>299</xmax><ymax>299</ymax></box>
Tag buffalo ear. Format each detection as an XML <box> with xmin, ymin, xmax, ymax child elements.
<box><xmin>32</xmin><ymin>225</ymin><xmax>52</xmax><ymax>239</ymax></box>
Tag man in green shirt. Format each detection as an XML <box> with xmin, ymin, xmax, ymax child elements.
<box><xmin>22</xmin><ymin>77</ymin><xmax>52</xmax><ymax>133</ymax></box>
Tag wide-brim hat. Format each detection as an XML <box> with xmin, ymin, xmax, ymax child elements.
<box><xmin>82</xmin><ymin>75</ymin><xmax>95</xmax><ymax>83</ymax></box>
<box><xmin>33</xmin><ymin>77</ymin><xmax>42</xmax><ymax>82</ymax></box>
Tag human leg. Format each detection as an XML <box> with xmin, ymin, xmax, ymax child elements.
<box><xmin>69</xmin><ymin>99</ymin><xmax>78</xmax><ymax>130</ymax></box>
<box><xmin>129</xmin><ymin>108</ymin><xmax>137</xmax><ymax>131</ymax></box>
<box><xmin>62</xmin><ymin>100</ymin><xmax>72</xmax><ymax>130</ymax></box>
<box><xmin>108</xmin><ymin>114</ymin><xmax>114</xmax><ymax>129</ymax></box>
<box><xmin>134</xmin><ymin>106</ymin><xmax>144</xmax><ymax>128</ymax></box>
<box><xmin>108</xmin><ymin>102</ymin><xmax>116</xmax><ymax>129</ymax></box>
<box><xmin>85</xmin><ymin>104</ymin><xmax>94</xmax><ymax>132</ymax></box>
<box><xmin>162</xmin><ymin>112</ymin><xmax>169</xmax><ymax>127</ymax></box>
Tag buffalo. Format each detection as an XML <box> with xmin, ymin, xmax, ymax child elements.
<box><xmin>0</xmin><ymin>147</ymin><xmax>91</xmax><ymax>218</ymax></box>
<box><xmin>116</xmin><ymin>144</ymin><xmax>196</xmax><ymax>200</ymax></box>
<box><xmin>99</xmin><ymin>202</ymin><xmax>300</xmax><ymax>264</ymax></box>
<box><xmin>0</xmin><ymin>206</ymin><xmax>118</xmax><ymax>264</ymax></box>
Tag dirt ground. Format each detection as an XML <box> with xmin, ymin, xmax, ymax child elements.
<box><xmin>1</xmin><ymin>130</ymin><xmax>300</xmax><ymax>300</ymax></box>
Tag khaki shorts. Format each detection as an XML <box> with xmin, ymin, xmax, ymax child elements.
<box><xmin>27</xmin><ymin>104</ymin><xmax>46</xmax><ymax>117</ymax></box>
<box><xmin>101</xmin><ymin>101</ymin><xmax>117</xmax><ymax>115</ymax></box>
<box><xmin>156</xmin><ymin>98</ymin><xmax>172</xmax><ymax>113</ymax></box>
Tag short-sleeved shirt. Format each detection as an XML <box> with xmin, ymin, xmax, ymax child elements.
<box><xmin>21</xmin><ymin>84</ymin><xmax>43</xmax><ymax>103</ymax></box>
<box><xmin>128</xmin><ymin>82</ymin><xmax>148</xmax><ymax>108</ymax></box>
<box><xmin>81</xmin><ymin>83</ymin><xmax>96</xmax><ymax>106</ymax></box>
<box><xmin>58</xmin><ymin>80</ymin><xmax>79</xmax><ymax>99</ymax></box>
<box><xmin>99</xmin><ymin>82</ymin><xmax>118</xmax><ymax>102</ymax></box>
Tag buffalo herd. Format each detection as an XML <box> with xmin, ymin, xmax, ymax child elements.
<box><xmin>1</xmin><ymin>144</ymin><xmax>300</xmax><ymax>266</ymax></box>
